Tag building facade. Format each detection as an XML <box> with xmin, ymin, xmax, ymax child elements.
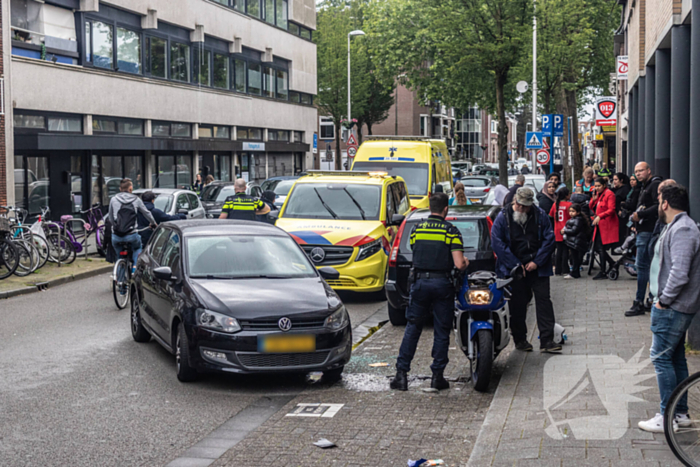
<box><xmin>5</xmin><ymin>0</ymin><xmax>316</xmax><ymax>217</ymax></box>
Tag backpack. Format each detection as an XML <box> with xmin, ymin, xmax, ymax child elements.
<box><xmin>114</xmin><ymin>200</ymin><xmax>138</xmax><ymax>236</ymax></box>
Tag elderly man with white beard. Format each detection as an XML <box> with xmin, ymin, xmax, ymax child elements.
<box><xmin>491</xmin><ymin>187</ymin><xmax>560</xmax><ymax>353</ymax></box>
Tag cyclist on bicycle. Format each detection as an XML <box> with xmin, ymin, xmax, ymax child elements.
<box><xmin>137</xmin><ymin>191</ymin><xmax>186</xmax><ymax>245</ymax></box>
<box><xmin>109</xmin><ymin>179</ymin><xmax>156</xmax><ymax>272</ymax></box>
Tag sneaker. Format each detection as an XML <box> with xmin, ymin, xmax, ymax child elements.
<box><xmin>639</xmin><ymin>413</ymin><xmax>670</xmax><ymax>433</ymax></box>
<box><xmin>675</xmin><ymin>413</ymin><xmax>692</xmax><ymax>428</ymax></box>
<box><xmin>563</xmin><ymin>274</ymin><xmax>573</xmax><ymax>279</ymax></box>
<box><xmin>540</xmin><ymin>341</ymin><xmax>563</xmax><ymax>353</ymax></box>
<box><xmin>515</xmin><ymin>341</ymin><xmax>533</xmax><ymax>351</ymax></box>
<box><xmin>592</xmin><ymin>271</ymin><xmax>608</xmax><ymax>280</ymax></box>
<box><xmin>625</xmin><ymin>301</ymin><xmax>645</xmax><ymax>317</ymax></box>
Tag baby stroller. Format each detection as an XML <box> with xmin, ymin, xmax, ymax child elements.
<box><xmin>607</xmin><ymin>232</ymin><xmax>637</xmax><ymax>280</ymax></box>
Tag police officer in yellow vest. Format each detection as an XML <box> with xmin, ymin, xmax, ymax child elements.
<box><xmin>390</xmin><ymin>192</ymin><xmax>469</xmax><ymax>391</ymax></box>
<box><xmin>219</xmin><ymin>178</ymin><xmax>270</xmax><ymax>221</ymax></box>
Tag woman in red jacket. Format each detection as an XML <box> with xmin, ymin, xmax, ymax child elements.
<box><xmin>589</xmin><ymin>177</ymin><xmax>620</xmax><ymax>280</ymax></box>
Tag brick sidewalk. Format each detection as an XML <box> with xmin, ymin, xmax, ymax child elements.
<box><xmin>468</xmin><ymin>272</ymin><xmax>693</xmax><ymax>467</ymax></box>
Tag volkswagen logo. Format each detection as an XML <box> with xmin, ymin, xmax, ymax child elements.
<box><xmin>278</xmin><ymin>317</ymin><xmax>292</xmax><ymax>332</ymax></box>
<box><xmin>310</xmin><ymin>247</ymin><xmax>326</xmax><ymax>263</ymax></box>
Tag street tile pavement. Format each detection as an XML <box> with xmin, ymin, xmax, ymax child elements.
<box><xmin>211</xmin><ymin>320</ymin><xmax>516</xmax><ymax>467</ymax></box>
<box><xmin>468</xmin><ymin>271</ymin><xmax>699</xmax><ymax>467</ymax></box>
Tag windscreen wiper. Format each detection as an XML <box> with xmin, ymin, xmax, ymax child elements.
<box><xmin>313</xmin><ymin>187</ymin><xmax>339</xmax><ymax>219</ymax></box>
<box><xmin>342</xmin><ymin>187</ymin><xmax>366</xmax><ymax>220</ymax></box>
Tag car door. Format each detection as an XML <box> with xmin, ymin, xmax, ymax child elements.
<box><xmin>154</xmin><ymin>231</ymin><xmax>182</xmax><ymax>347</ymax></box>
<box><xmin>175</xmin><ymin>193</ymin><xmax>191</xmax><ymax>218</ymax></box>
<box><xmin>187</xmin><ymin>193</ymin><xmax>205</xmax><ymax>218</ymax></box>
<box><xmin>141</xmin><ymin>228</ymin><xmax>171</xmax><ymax>332</ymax></box>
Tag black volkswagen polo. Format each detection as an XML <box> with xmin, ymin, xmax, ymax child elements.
<box><xmin>385</xmin><ymin>205</ymin><xmax>501</xmax><ymax>325</ymax></box>
<box><xmin>130</xmin><ymin>220</ymin><xmax>352</xmax><ymax>382</ymax></box>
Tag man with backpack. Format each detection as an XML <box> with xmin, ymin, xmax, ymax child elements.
<box><xmin>109</xmin><ymin>179</ymin><xmax>156</xmax><ymax>271</ymax></box>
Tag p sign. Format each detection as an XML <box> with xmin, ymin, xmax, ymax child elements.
<box><xmin>542</xmin><ymin>114</ymin><xmax>552</xmax><ymax>137</ymax></box>
<box><xmin>553</xmin><ymin>114</ymin><xmax>564</xmax><ymax>137</ymax></box>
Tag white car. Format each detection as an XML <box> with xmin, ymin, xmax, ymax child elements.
<box><xmin>133</xmin><ymin>188</ymin><xmax>206</xmax><ymax>219</ymax></box>
<box><xmin>508</xmin><ymin>174</ymin><xmax>545</xmax><ymax>192</ymax></box>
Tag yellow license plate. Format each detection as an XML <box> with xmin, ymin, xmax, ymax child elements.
<box><xmin>470</xmin><ymin>198</ymin><xmax>481</xmax><ymax>203</ymax></box>
<box><xmin>258</xmin><ymin>335</ymin><xmax>316</xmax><ymax>353</ymax></box>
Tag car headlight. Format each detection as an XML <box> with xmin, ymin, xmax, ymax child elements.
<box><xmin>356</xmin><ymin>238</ymin><xmax>382</xmax><ymax>262</ymax></box>
<box><xmin>324</xmin><ymin>306</ymin><xmax>349</xmax><ymax>330</ymax></box>
<box><xmin>466</xmin><ymin>289</ymin><xmax>492</xmax><ymax>305</ymax></box>
<box><xmin>196</xmin><ymin>308</ymin><xmax>241</xmax><ymax>333</ymax></box>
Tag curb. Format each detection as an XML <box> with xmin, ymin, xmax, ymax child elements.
<box><xmin>0</xmin><ymin>264</ymin><xmax>112</xmax><ymax>300</ymax></box>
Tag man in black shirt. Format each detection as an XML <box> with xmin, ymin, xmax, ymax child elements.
<box><xmin>391</xmin><ymin>193</ymin><xmax>468</xmax><ymax>391</ymax></box>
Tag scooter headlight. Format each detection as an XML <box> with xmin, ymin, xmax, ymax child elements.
<box><xmin>466</xmin><ymin>289</ymin><xmax>492</xmax><ymax>305</ymax></box>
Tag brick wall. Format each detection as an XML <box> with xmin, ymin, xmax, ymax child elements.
<box><xmin>0</xmin><ymin>0</ymin><xmax>6</xmax><ymax>208</ymax></box>
<box><xmin>645</xmin><ymin>0</ymin><xmax>673</xmax><ymax>62</ymax></box>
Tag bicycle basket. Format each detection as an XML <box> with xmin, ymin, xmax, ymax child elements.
<box><xmin>0</xmin><ymin>217</ymin><xmax>10</xmax><ymax>233</ymax></box>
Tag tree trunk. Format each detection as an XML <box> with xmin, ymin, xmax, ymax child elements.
<box><xmin>357</xmin><ymin>123</ymin><xmax>364</xmax><ymax>144</ymax></box>
<box><xmin>367</xmin><ymin>122</ymin><xmax>373</xmax><ymax>136</ymax></box>
<box><xmin>496</xmin><ymin>73</ymin><xmax>509</xmax><ymax>186</ymax></box>
<box><xmin>565</xmin><ymin>89</ymin><xmax>583</xmax><ymax>181</ymax></box>
<box><xmin>335</xmin><ymin>122</ymin><xmax>342</xmax><ymax>171</ymax></box>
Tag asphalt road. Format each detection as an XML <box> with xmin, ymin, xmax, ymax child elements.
<box><xmin>0</xmin><ymin>274</ymin><xmax>387</xmax><ymax>467</ymax></box>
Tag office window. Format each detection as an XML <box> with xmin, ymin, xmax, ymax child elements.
<box><xmin>263</xmin><ymin>66</ymin><xmax>275</xmax><ymax>98</ymax></box>
<box><xmin>233</xmin><ymin>59</ymin><xmax>246</xmax><ymax>92</ymax></box>
<box><xmin>214</xmin><ymin>126</ymin><xmax>230</xmax><ymax>138</ymax></box>
<box><xmin>193</xmin><ymin>47</ymin><xmax>211</xmax><ymax>86</ymax></box>
<box><xmin>300</xmin><ymin>93</ymin><xmax>312</xmax><ymax>105</ymax></box>
<box><xmin>93</xmin><ymin>118</ymin><xmax>116</xmax><ymax>133</ymax></box>
<box><xmin>276</xmin><ymin>0</ymin><xmax>288</xmax><ymax>29</ymax></box>
<box><xmin>320</xmin><ymin>117</ymin><xmax>335</xmax><ymax>139</ymax></box>
<box><xmin>48</xmin><ymin>116</ymin><xmax>81</xmax><ymax>132</ymax></box>
<box><xmin>293</xmin><ymin>131</ymin><xmax>304</xmax><ymax>143</ymax></box>
<box><xmin>14</xmin><ymin>114</ymin><xmax>46</xmax><ymax>129</ymax></box>
<box><xmin>247</xmin><ymin>0</ymin><xmax>260</xmax><ymax>18</ymax></box>
<box><xmin>238</xmin><ymin>127</ymin><xmax>262</xmax><ymax>140</ymax></box>
<box><xmin>288</xmin><ymin>91</ymin><xmax>300</xmax><ymax>103</ymax></box>
<box><xmin>152</xmin><ymin>122</ymin><xmax>170</xmax><ymax>137</ymax></box>
<box><xmin>172</xmin><ymin>123</ymin><xmax>191</xmax><ymax>138</ymax></box>
<box><xmin>276</xmin><ymin>69</ymin><xmax>288</xmax><ymax>100</ymax></box>
<box><xmin>146</xmin><ymin>36</ymin><xmax>166</xmax><ymax>78</ymax></box>
<box><xmin>300</xmin><ymin>27</ymin><xmax>311</xmax><ymax>40</ymax></box>
<box><xmin>199</xmin><ymin>126</ymin><xmax>213</xmax><ymax>138</ymax></box>
<box><xmin>211</xmin><ymin>0</ymin><xmax>229</xmax><ymax>4</ymax></box>
<box><xmin>117</xmin><ymin>27</ymin><xmax>141</xmax><ymax>74</ymax></box>
<box><xmin>87</xmin><ymin>21</ymin><xmax>113</xmax><ymax>69</ymax></box>
<box><xmin>119</xmin><ymin>120</ymin><xmax>143</xmax><ymax>135</ymax></box>
<box><xmin>289</xmin><ymin>23</ymin><xmax>300</xmax><ymax>35</ymax></box>
<box><xmin>232</xmin><ymin>0</ymin><xmax>244</xmax><ymax>12</ymax></box>
<box><xmin>213</xmin><ymin>53</ymin><xmax>229</xmax><ymax>89</ymax></box>
<box><xmin>248</xmin><ymin>63</ymin><xmax>262</xmax><ymax>95</ymax></box>
<box><xmin>268</xmin><ymin>130</ymin><xmax>289</xmax><ymax>142</ymax></box>
<box><xmin>265</xmin><ymin>0</ymin><xmax>275</xmax><ymax>24</ymax></box>
<box><xmin>170</xmin><ymin>42</ymin><xmax>190</xmax><ymax>82</ymax></box>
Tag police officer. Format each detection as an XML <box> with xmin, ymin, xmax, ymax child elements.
<box><xmin>219</xmin><ymin>178</ymin><xmax>270</xmax><ymax>220</ymax></box>
<box><xmin>390</xmin><ymin>192</ymin><xmax>469</xmax><ymax>391</ymax></box>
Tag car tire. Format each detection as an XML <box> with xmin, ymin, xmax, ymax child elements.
<box><xmin>176</xmin><ymin>322</ymin><xmax>198</xmax><ymax>382</ymax></box>
<box><xmin>388</xmin><ymin>302</ymin><xmax>407</xmax><ymax>326</ymax></box>
<box><xmin>323</xmin><ymin>366</ymin><xmax>344</xmax><ymax>383</ymax></box>
<box><xmin>130</xmin><ymin>289</ymin><xmax>151</xmax><ymax>343</ymax></box>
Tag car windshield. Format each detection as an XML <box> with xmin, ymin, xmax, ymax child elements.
<box><xmin>352</xmin><ymin>162</ymin><xmax>429</xmax><ymax>196</ymax></box>
<box><xmin>531</xmin><ymin>178</ymin><xmax>545</xmax><ymax>192</ymax></box>
<box><xmin>187</xmin><ymin>235</ymin><xmax>316</xmax><ymax>279</ymax></box>
<box><xmin>461</xmin><ymin>178</ymin><xmax>489</xmax><ymax>187</ymax></box>
<box><xmin>153</xmin><ymin>194</ymin><xmax>173</xmax><ymax>213</ymax></box>
<box><xmin>282</xmin><ymin>183</ymin><xmax>381</xmax><ymax>220</ymax></box>
<box><xmin>274</xmin><ymin>180</ymin><xmax>296</xmax><ymax>196</ymax></box>
<box><xmin>400</xmin><ymin>219</ymin><xmax>485</xmax><ymax>252</ymax></box>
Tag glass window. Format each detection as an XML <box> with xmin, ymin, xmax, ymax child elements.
<box><xmin>269</xmin><ymin>130</ymin><xmax>289</xmax><ymax>141</ymax></box>
<box><xmin>232</xmin><ymin>0</ymin><xmax>244</xmax><ymax>12</ymax></box>
<box><xmin>293</xmin><ymin>131</ymin><xmax>303</xmax><ymax>142</ymax></box>
<box><xmin>48</xmin><ymin>117</ymin><xmax>81</xmax><ymax>132</ymax></box>
<box><xmin>233</xmin><ymin>59</ymin><xmax>246</xmax><ymax>92</ymax></box>
<box><xmin>237</xmin><ymin>128</ymin><xmax>248</xmax><ymax>140</ymax></box>
<box><xmin>93</xmin><ymin>118</ymin><xmax>116</xmax><ymax>133</ymax></box>
<box><xmin>187</xmin><ymin>193</ymin><xmax>200</xmax><ymax>209</ymax></box>
<box><xmin>288</xmin><ymin>91</ymin><xmax>300</xmax><ymax>103</ymax></box>
<box><xmin>247</xmin><ymin>0</ymin><xmax>260</xmax><ymax>18</ymax></box>
<box><xmin>172</xmin><ymin>123</ymin><xmax>191</xmax><ymax>138</ymax></box>
<box><xmin>14</xmin><ymin>155</ymin><xmax>26</xmax><ymax>211</ymax></box>
<box><xmin>157</xmin><ymin>155</ymin><xmax>176</xmax><ymax>188</ymax></box>
<box><xmin>300</xmin><ymin>93</ymin><xmax>312</xmax><ymax>105</ymax></box>
<box><xmin>214</xmin><ymin>126</ymin><xmax>230</xmax><ymax>139</ymax></box>
<box><xmin>146</xmin><ymin>36</ymin><xmax>166</xmax><ymax>78</ymax></box>
<box><xmin>263</xmin><ymin>66</ymin><xmax>275</xmax><ymax>98</ymax></box>
<box><xmin>198</xmin><ymin>126</ymin><xmax>213</xmax><ymax>139</ymax></box>
<box><xmin>101</xmin><ymin>156</ymin><xmax>122</xmax><ymax>205</ymax></box>
<box><xmin>152</xmin><ymin>195</ymin><xmax>173</xmax><ymax>214</ymax></box>
<box><xmin>25</xmin><ymin>156</ymin><xmax>50</xmax><ymax>215</ymax></box>
<box><xmin>289</xmin><ymin>23</ymin><xmax>299</xmax><ymax>35</ymax></box>
<box><xmin>85</xmin><ymin>22</ymin><xmax>91</xmax><ymax>60</ymax></box>
<box><xmin>211</xmin><ymin>0</ymin><xmax>229</xmax><ymax>4</ymax></box>
<box><xmin>276</xmin><ymin>69</ymin><xmax>288</xmax><ymax>100</ymax></box>
<box><xmin>213</xmin><ymin>53</ymin><xmax>229</xmax><ymax>89</ymax></box>
<box><xmin>265</xmin><ymin>0</ymin><xmax>275</xmax><ymax>24</ymax></box>
<box><xmin>176</xmin><ymin>193</ymin><xmax>190</xmax><ymax>211</ymax></box>
<box><xmin>170</xmin><ymin>42</ymin><xmax>190</xmax><ymax>82</ymax></box>
<box><xmin>247</xmin><ymin>62</ymin><xmax>261</xmax><ymax>95</ymax></box>
<box><xmin>14</xmin><ymin>114</ymin><xmax>46</xmax><ymax>129</ymax></box>
<box><xmin>276</xmin><ymin>0</ymin><xmax>288</xmax><ymax>29</ymax></box>
<box><xmin>300</xmin><ymin>27</ymin><xmax>311</xmax><ymax>40</ymax></box>
<box><xmin>239</xmin><ymin>127</ymin><xmax>262</xmax><ymax>140</ymax></box>
<box><xmin>177</xmin><ymin>155</ymin><xmax>192</xmax><ymax>188</ymax></box>
<box><xmin>117</xmin><ymin>27</ymin><xmax>141</xmax><ymax>74</ymax></box>
<box><xmin>150</xmin><ymin>228</ymin><xmax>171</xmax><ymax>263</ymax></box>
<box><xmin>220</xmin><ymin>155</ymin><xmax>231</xmax><ymax>180</ymax></box>
<box><xmin>283</xmin><ymin>183</ymin><xmax>382</xmax><ymax>221</ymax></box>
<box><xmin>125</xmin><ymin>156</ymin><xmax>143</xmax><ymax>189</ymax></box>
<box><xmin>352</xmin><ymin>162</ymin><xmax>430</xmax><ymax>196</ymax></box>
<box><xmin>161</xmin><ymin>233</ymin><xmax>181</xmax><ymax>273</ymax></box>
<box><xmin>91</xmin><ymin>155</ymin><xmax>101</xmax><ymax>206</ymax></box>
<box><xmin>193</xmin><ymin>47</ymin><xmax>211</xmax><ymax>86</ymax></box>
<box><xmin>152</xmin><ymin>122</ymin><xmax>170</xmax><ymax>137</ymax></box>
<box><xmin>320</xmin><ymin>117</ymin><xmax>335</xmax><ymax>139</ymax></box>
<box><xmin>118</xmin><ymin>120</ymin><xmax>143</xmax><ymax>135</ymax></box>
<box><xmin>89</xmin><ymin>21</ymin><xmax>113</xmax><ymax>69</ymax></box>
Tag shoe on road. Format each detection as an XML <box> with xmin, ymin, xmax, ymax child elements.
<box><xmin>676</xmin><ymin>413</ymin><xmax>692</xmax><ymax>428</ymax></box>
<box><xmin>515</xmin><ymin>341</ymin><xmax>533</xmax><ymax>351</ymax></box>
<box><xmin>563</xmin><ymin>274</ymin><xmax>573</xmax><ymax>279</ymax></box>
<box><xmin>638</xmin><ymin>413</ymin><xmax>678</xmax><ymax>433</ymax></box>
<box><xmin>625</xmin><ymin>301</ymin><xmax>645</xmax><ymax>317</ymax></box>
<box><xmin>390</xmin><ymin>371</ymin><xmax>408</xmax><ymax>391</ymax></box>
<box><xmin>431</xmin><ymin>372</ymin><xmax>450</xmax><ymax>391</ymax></box>
<box><xmin>592</xmin><ymin>271</ymin><xmax>608</xmax><ymax>280</ymax></box>
<box><xmin>540</xmin><ymin>341</ymin><xmax>563</xmax><ymax>353</ymax></box>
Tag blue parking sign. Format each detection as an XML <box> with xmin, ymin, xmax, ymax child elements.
<box><xmin>553</xmin><ymin>114</ymin><xmax>564</xmax><ymax>137</ymax></box>
<box><xmin>542</xmin><ymin>114</ymin><xmax>552</xmax><ymax>137</ymax></box>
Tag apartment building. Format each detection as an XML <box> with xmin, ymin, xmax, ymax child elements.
<box><xmin>4</xmin><ymin>0</ymin><xmax>316</xmax><ymax>217</ymax></box>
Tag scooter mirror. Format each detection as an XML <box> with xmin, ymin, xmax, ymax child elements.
<box><xmin>510</xmin><ymin>265</ymin><xmax>524</xmax><ymax>281</ymax></box>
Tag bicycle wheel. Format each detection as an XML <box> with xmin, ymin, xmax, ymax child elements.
<box><xmin>665</xmin><ymin>372</ymin><xmax>700</xmax><ymax>466</ymax></box>
<box><xmin>96</xmin><ymin>225</ymin><xmax>106</xmax><ymax>257</ymax></box>
<box><xmin>12</xmin><ymin>240</ymin><xmax>35</xmax><ymax>277</ymax></box>
<box><xmin>30</xmin><ymin>234</ymin><xmax>50</xmax><ymax>270</ymax></box>
<box><xmin>47</xmin><ymin>234</ymin><xmax>76</xmax><ymax>264</ymax></box>
<box><xmin>0</xmin><ymin>238</ymin><xmax>19</xmax><ymax>279</ymax></box>
<box><xmin>112</xmin><ymin>259</ymin><xmax>130</xmax><ymax>309</ymax></box>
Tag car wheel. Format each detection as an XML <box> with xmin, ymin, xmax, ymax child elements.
<box><xmin>323</xmin><ymin>366</ymin><xmax>344</xmax><ymax>383</ymax></box>
<box><xmin>130</xmin><ymin>289</ymin><xmax>151</xmax><ymax>343</ymax></box>
<box><xmin>176</xmin><ymin>322</ymin><xmax>198</xmax><ymax>382</ymax></box>
<box><xmin>388</xmin><ymin>302</ymin><xmax>407</xmax><ymax>326</ymax></box>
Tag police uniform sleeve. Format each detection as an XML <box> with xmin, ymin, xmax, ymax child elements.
<box><xmin>221</xmin><ymin>196</ymin><xmax>235</xmax><ymax>215</ymax></box>
<box><xmin>446</xmin><ymin>224</ymin><xmax>464</xmax><ymax>252</ymax></box>
<box><xmin>254</xmin><ymin>198</ymin><xmax>265</xmax><ymax>210</ymax></box>
<box><xmin>409</xmin><ymin>224</ymin><xmax>418</xmax><ymax>248</ymax></box>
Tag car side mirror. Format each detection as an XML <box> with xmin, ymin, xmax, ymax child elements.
<box><xmin>434</xmin><ymin>184</ymin><xmax>444</xmax><ymax>193</ymax></box>
<box><xmin>268</xmin><ymin>210</ymin><xmax>279</xmax><ymax>221</ymax></box>
<box><xmin>154</xmin><ymin>266</ymin><xmax>175</xmax><ymax>281</ymax></box>
<box><xmin>390</xmin><ymin>214</ymin><xmax>405</xmax><ymax>226</ymax></box>
<box><xmin>318</xmin><ymin>267</ymin><xmax>340</xmax><ymax>280</ymax></box>
<box><xmin>177</xmin><ymin>208</ymin><xmax>188</xmax><ymax>214</ymax></box>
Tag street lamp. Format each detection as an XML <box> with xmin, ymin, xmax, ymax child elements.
<box><xmin>348</xmin><ymin>30</ymin><xmax>366</xmax><ymax>126</ymax></box>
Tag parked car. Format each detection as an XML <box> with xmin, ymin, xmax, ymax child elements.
<box><xmin>470</xmin><ymin>164</ymin><xmax>487</xmax><ymax>175</ymax></box>
<box><xmin>133</xmin><ymin>188</ymin><xmax>206</xmax><ymax>219</ymax></box>
<box><xmin>478</xmin><ymin>168</ymin><xmax>500</xmax><ymax>178</ymax></box>
<box><xmin>459</xmin><ymin>176</ymin><xmax>496</xmax><ymax>204</ymax></box>
<box><xmin>260</xmin><ymin>176</ymin><xmax>301</xmax><ymax>208</ymax></box>
<box><xmin>130</xmin><ymin>220</ymin><xmax>352</xmax><ymax>381</ymax></box>
<box><xmin>507</xmin><ymin>174</ymin><xmax>546</xmax><ymax>192</ymax></box>
<box><xmin>199</xmin><ymin>181</ymin><xmax>263</xmax><ymax>218</ymax></box>
<box><xmin>451</xmin><ymin>161</ymin><xmax>472</xmax><ymax>173</ymax></box>
<box><xmin>385</xmin><ymin>205</ymin><xmax>500</xmax><ymax>325</ymax></box>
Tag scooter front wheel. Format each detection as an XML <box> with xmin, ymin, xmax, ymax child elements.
<box><xmin>472</xmin><ymin>329</ymin><xmax>494</xmax><ymax>392</ymax></box>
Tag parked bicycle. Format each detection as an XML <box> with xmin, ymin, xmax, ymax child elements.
<box><xmin>47</xmin><ymin>205</ymin><xmax>106</xmax><ymax>258</ymax></box>
<box><xmin>37</xmin><ymin>206</ymin><xmax>77</xmax><ymax>265</ymax></box>
<box><xmin>0</xmin><ymin>210</ymin><xmax>20</xmax><ymax>279</ymax></box>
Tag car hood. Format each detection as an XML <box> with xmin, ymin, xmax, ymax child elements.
<box><xmin>275</xmin><ymin>219</ymin><xmax>389</xmax><ymax>249</ymax></box>
<box><xmin>190</xmin><ymin>277</ymin><xmax>335</xmax><ymax>319</ymax></box>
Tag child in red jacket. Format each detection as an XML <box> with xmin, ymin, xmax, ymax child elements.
<box><xmin>549</xmin><ymin>188</ymin><xmax>572</xmax><ymax>275</ymax></box>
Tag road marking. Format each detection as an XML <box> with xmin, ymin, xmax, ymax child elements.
<box><xmin>285</xmin><ymin>403</ymin><xmax>345</xmax><ymax>418</ymax></box>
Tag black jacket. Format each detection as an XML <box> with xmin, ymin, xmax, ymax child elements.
<box><xmin>503</xmin><ymin>183</ymin><xmax>521</xmax><ymax>206</ymax></box>
<box><xmin>137</xmin><ymin>201</ymin><xmax>185</xmax><ymax>244</ymax></box>
<box><xmin>621</xmin><ymin>185</ymin><xmax>640</xmax><ymax>215</ymax></box>
<box><xmin>563</xmin><ymin>216</ymin><xmax>590</xmax><ymax>252</ymax></box>
<box><xmin>636</xmin><ymin>176</ymin><xmax>662</xmax><ymax>232</ymax></box>
<box><xmin>570</xmin><ymin>193</ymin><xmax>591</xmax><ymax>218</ymax></box>
<box><xmin>536</xmin><ymin>192</ymin><xmax>555</xmax><ymax>220</ymax></box>
<box><xmin>521</xmin><ymin>167</ymin><xmax>530</xmax><ymax>174</ymax></box>
<box><xmin>612</xmin><ymin>184</ymin><xmax>630</xmax><ymax>213</ymax></box>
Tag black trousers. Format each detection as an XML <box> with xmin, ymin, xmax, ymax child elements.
<box><xmin>554</xmin><ymin>242</ymin><xmax>569</xmax><ymax>275</ymax></box>
<box><xmin>594</xmin><ymin>233</ymin><xmax>615</xmax><ymax>272</ymax></box>
<box><xmin>569</xmin><ymin>247</ymin><xmax>585</xmax><ymax>278</ymax></box>
<box><xmin>509</xmin><ymin>274</ymin><xmax>556</xmax><ymax>346</ymax></box>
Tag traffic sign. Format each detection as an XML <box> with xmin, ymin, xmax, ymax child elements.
<box><xmin>526</xmin><ymin>131</ymin><xmax>543</xmax><ymax>149</ymax></box>
<box><xmin>347</xmin><ymin>134</ymin><xmax>358</xmax><ymax>147</ymax></box>
<box><xmin>542</xmin><ymin>114</ymin><xmax>552</xmax><ymax>137</ymax></box>
<box><xmin>595</xmin><ymin>97</ymin><xmax>617</xmax><ymax>126</ymax></box>
<box><xmin>536</xmin><ymin>149</ymin><xmax>550</xmax><ymax>165</ymax></box>
<box><xmin>347</xmin><ymin>146</ymin><xmax>357</xmax><ymax>157</ymax></box>
<box><xmin>553</xmin><ymin>114</ymin><xmax>564</xmax><ymax>137</ymax></box>
<box><xmin>313</xmin><ymin>133</ymin><xmax>318</xmax><ymax>154</ymax></box>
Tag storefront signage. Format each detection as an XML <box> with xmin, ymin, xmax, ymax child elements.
<box><xmin>595</xmin><ymin>97</ymin><xmax>617</xmax><ymax>126</ymax></box>
<box><xmin>617</xmin><ymin>56</ymin><xmax>628</xmax><ymax>80</ymax></box>
<box><xmin>242</xmin><ymin>142</ymin><xmax>266</xmax><ymax>151</ymax></box>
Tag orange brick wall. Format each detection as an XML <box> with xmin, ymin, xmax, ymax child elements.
<box><xmin>645</xmin><ymin>0</ymin><xmax>674</xmax><ymax>62</ymax></box>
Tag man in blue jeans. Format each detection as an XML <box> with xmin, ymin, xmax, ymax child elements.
<box><xmin>638</xmin><ymin>185</ymin><xmax>700</xmax><ymax>433</ymax></box>
<box><xmin>109</xmin><ymin>179</ymin><xmax>156</xmax><ymax>273</ymax></box>
<box><xmin>626</xmin><ymin>162</ymin><xmax>662</xmax><ymax>317</ymax></box>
